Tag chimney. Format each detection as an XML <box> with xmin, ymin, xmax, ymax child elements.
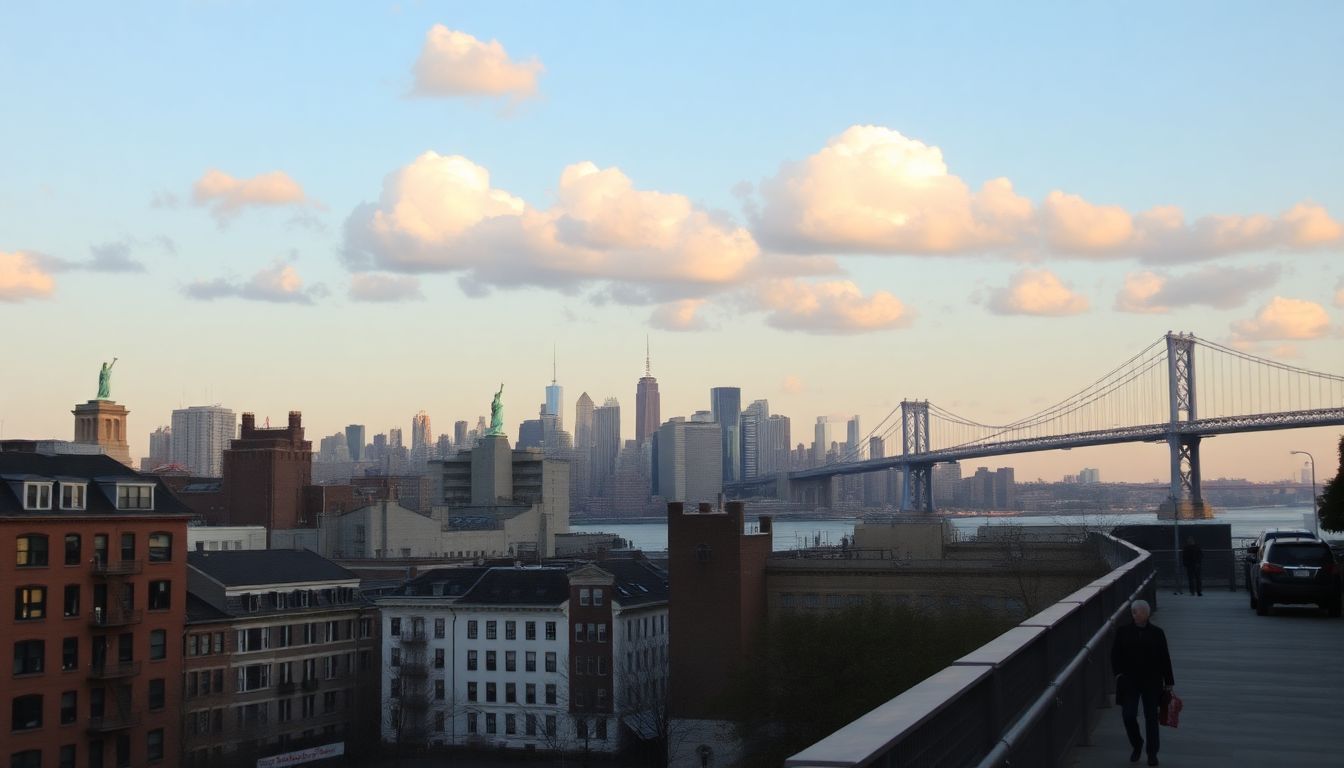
<box><xmin>288</xmin><ymin>411</ymin><xmax>302</xmax><ymax>429</ymax></box>
<box><xmin>726</xmin><ymin>500</ymin><xmax>745</xmax><ymax>530</ymax></box>
<box><xmin>759</xmin><ymin>515</ymin><xmax>773</xmax><ymax>534</ymax></box>
<box><xmin>668</xmin><ymin>501</ymin><xmax>684</xmax><ymax>517</ymax></box>
<box><xmin>241</xmin><ymin>413</ymin><xmax>255</xmax><ymax>433</ymax></box>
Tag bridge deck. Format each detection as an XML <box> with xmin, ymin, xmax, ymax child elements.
<box><xmin>1070</xmin><ymin>589</ymin><xmax>1343</xmax><ymax>768</ymax></box>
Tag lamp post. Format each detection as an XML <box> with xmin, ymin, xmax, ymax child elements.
<box><xmin>1290</xmin><ymin>450</ymin><xmax>1318</xmax><ymax>537</ymax></box>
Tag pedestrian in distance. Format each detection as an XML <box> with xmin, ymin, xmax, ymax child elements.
<box><xmin>1111</xmin><ymin>599</ymin><xmax>1175</xmax><ymax>766</ymax></box>
<box><xmin>1181</xmin><ymin>536</ymin><xmax>1203</xmax><ymax>596</ymax></box>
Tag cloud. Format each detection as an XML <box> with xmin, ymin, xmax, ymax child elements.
<box><xmin>1335</xmin><ymin>278</ymin><xmax>1344</xmax><ymax>308</ymax></box>
<box><xmin>87</xmin><ymin>241</ymin><xmax>147</xmax><ymax>273</ymax></box>
<box><xmin>781</xmin><ymin>375</ymin><xmax>805</xmax><ymax>395</ymax></box>
<box><xmin>185</xmin><ymin>263</ymin><xmax>316</xmax><ymax>304</ymax></box>
<box><xmin>411</xmin><ymin>25</ymin><xmax>542</xmax><ymax>99</ymax></box>
<box><xmin>753</xmin><ymin>125</ymin><xmax>1343</xmax><ymax>261</ymax></box>
<box><xmin>343</xmin><ymin>152</ymin><xmax>760</xmax><ymax>297</ymax></box>
<box><xmin>150</xmin><ymin>189</ymin><xmax>179</xmax><ymax>209</ymax></box>
<box><xmin>987</xmin><ymin>269</ymin><xmax>1089</xmax><ymax>316</ymax></box>
<box><xmin>1232</xmin><ymin>296</ymin><xmax>1333</xmax><ymax>341</ymax></box>
<box><xmin>192</xmin><ymin>169</ymin><xmax>308</xmax><ymax>223</ymax></box>
<box><xmin>755</xmin><ymin>278</ymin><xmax>912</xmax><ymax>334</ymax></box>
<box><xmin>0</xmin><ymin>250</ymin><xmax>56</xmax><ymax>302</ymax></box>
<box><xmin>1114</xmin><ymin>264</ymin><xmax>1280</xmax><ymax>313</ymax></box>
<box><xmin>649</xmin><ymin>299</ymin><xmax>708</xmax><ymax>331</ymax></box>
<box><xmin>349</xmin><ymin>273</ymin><xmax>423</xmax><ymax>302</ymax></box>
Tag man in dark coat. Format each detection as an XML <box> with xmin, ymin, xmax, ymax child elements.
<box><xmin>1181</xmin><ymin>537</ymin><xmax>1203</xmax><ymax>595</ymax></box>
<box><xmin>1111</xmin><ymin>599</ymin><xmax>1175</xmax><ymax>766</ymax></box>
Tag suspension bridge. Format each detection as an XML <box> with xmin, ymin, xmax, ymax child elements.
<box><xmin>727</xmin><ymin>332</ymin><xmax>1344</xmax><ymax>514</ymax></box>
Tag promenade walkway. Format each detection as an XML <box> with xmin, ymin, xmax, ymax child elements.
<box><xmin>1071</xmin><ymin>588</ymin><xmax>1343</xmax><ymax>768</ymax></box>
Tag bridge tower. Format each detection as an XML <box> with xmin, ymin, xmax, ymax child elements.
<box><xmin>899</xmin><ymin>400</ymin><xmax>934</xmax><ymax>513</ymax></box>
<box><xmin>1164</xmin><ymin>332</ymin><xmax>1210</xmax><ymax>519</ymax></box>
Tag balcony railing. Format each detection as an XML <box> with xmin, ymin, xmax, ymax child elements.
<box><xmin>400</xmin><ymin>629</ymin><xmax>429</xmax><ymax>645</ymax></box>
<box><xmin>90</xmin><ymin>607</ymin><xmax>143</xmax><ymax>628</ymax></box>
<box><xmin>88</xmin><ymin>710</ymin><xmax>142</xmax><ymax>733</ymax></box>
<box><xmin>88</xmin><ymin>661</ymin><xmax>141</xmax><ymax>680</ymax></box>
<box><xmin>90</xmin><ymin>559</ymin><xmax>142</xmax><ymax>576</ymax></box>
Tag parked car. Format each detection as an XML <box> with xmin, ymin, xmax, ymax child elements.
<box><xmin>1243</xmin><ymin>529</ymin><xmax>1317</xmax><ymax>591</ymax></box>
<box><xmin>1248</xmin><ymin>538</ymin><xmax>1341</xmax><ymax>617</ymax></box>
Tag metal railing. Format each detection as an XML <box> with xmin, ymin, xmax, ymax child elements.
<box><xmin>89</xmin><ymin>607</ymin><xmax>142</xmax><ymax>628</ymax></box>
<box><xmin>88</xmin><ymin>660</ymin><xmax>141</xmax><ymax>679</ymax></box>
<box><xmin>90</xmin><ymin>559</ymin><xmax>142</xmax><ymax>576</ymax></box>
<box><xmin>785</xmin><ymin>532</ymin><xmax>1155</xmax><ymax>768</ymax></box>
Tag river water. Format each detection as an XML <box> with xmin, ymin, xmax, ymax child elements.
<box><xmin>571</xmin><ymin>505</ymin><xmax>1323</xmax><ymax>552</ymax></box>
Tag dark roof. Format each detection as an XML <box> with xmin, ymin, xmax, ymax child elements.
<box><xmin>0</xmin><ymin>450</ymin><xmax>192</xmax><ymax>517</ymax></box>
<box><xmin>458</xmin><ymin>567</ymin><xmax>572</xmax><ymax>605</ymax></box>
<box><xmin>188</xmin><ymin>549</ymin><xmax>356</xmax><ymax>587</ymax></box>
<box><xmin>603</xmin><ymin>556</ymin><xmax>670</xmax><ymax>607</ymax></box>
<box><xmin>406</xmin><ymin>567</ymin><xmax>490</xmax><ymax>597</ymax></box>
<box><xmin>185</xmin><ymin>593</ymin><xmax>231</xmax><ymax>624</ymax></box>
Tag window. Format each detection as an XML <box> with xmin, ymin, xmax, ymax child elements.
<box><xmin>593</xmin><ymin>588</ymin><xmax>604</xmax><ymax>606</ymax></box>
<box><xmin>92</xmin><ymin>534</ymin><xmax>108</xmax><ymax>565</ymax></box>
<box><xmin>148</xmin><ymin>581</ymin><xmax>170</xmax><ymax>611</ymax></box>
<box><xmin>467</xmin><ymin>712</ymin><xmax>477</xmax><ymax>734</ymax></box>
<box><xmin>466</xmin><ymin>650</ymin><xmax>477</xmax><ymax>671</ymax></box>
<box><xmin>546</xmin><ymin>714</ymin><xmax>557</xmax><ymax>737</ymax></box>
<box><xmin>10</xmin><ymin>751</ymin><xmax>41</xmax><ymax>768</ymax></box>
<box><xmin>61</xmin><ymin>690</ymin><xmax>78</xmax><ymax>723</ymax></box>
<box><xmin>580</xmin><ymin>588</ymin><xmax>591</xmax><ymax>606</ymax></box>
<box><xmin>434</xmin><ymin>711</ymin><xmax>445</xmax><ymax>732</ymax></box>
<box><xmin>466</xmin><ymin>620</ymin><xmax>477</xmax><ymax>639</ymax></box>
<box><xmin>525</xmin><ymin>651</ymin><xmax>536</xmax><ymax>672</ymax></box>
<box><xmin>486</xmin><ymin>620</ymin><xmax>496</xmax><ymax>640</ymax></box>
<box><xmin>544</xmin><ymin>621</ymin><xmax>556</xmax><ymax>641</ymax></box>
<box><xmin>434</xmin><ymin>679</ymin><xmax>445</xmax><ymax>701</ymax></box>
<box><xmin>505</xmin><ymin>682</ymin><xmax>516</xmax><ymax>703</ymax></box>
<box><xmin>466</xmin><ymin>682</ymin><xmax>477</xmax><ymax>702</ymax></box>
<box><xmin>63</xmin><ymin>585</ymin><xmax>80</xmax><ymax>617</ymax></box>
<box><xmin>148</xmin><ymin>533</ymin><xmax>171</xmax><ymax>563</ymax></box>
<box><xmin>587</xmin><ymin>624</ymin><xmax>596</xmax><ymax>642</ymax></box>
<box><xmin>64</xmin><ymin>534</ymin><xmax>81</xmax><ymax>565</ymax></box>
<box><xmin>23</xmin><ymin>482</ymin><xmax>52</xmax><ymax>510</ymax></box>
<box><xmin>545</xmin><ymin>652</ymin><xmax>557</xmax><ymax>673</ymax></box>
<box><xmin>505</xmin><ymin>651</ymin><xmax>516</xmax><ymax>672</ymax></box>
<box><xmin>434</xmin><ymin>648</ymin><xmax>445</xmax><ymax>669</ymax></box>
<box><xmin>597</xmin><ymin>656</ymin><xmax>607</xmax><ymax>676</ymax></box>
<box><xmin>526</xmin><ymin>713</ymin><xmax>537</xmax><ymax>736</ymax></box>
<box><xmin>359</xmin><ymin>618</ymin><xmax>373</xmax><ymax>639</ymax></box>
<box><xmin>390</xmin><ymin>647</ymin><xmax>401</xmax><ymax>667</ymax></box>
<box><xmin>323</xmin><ymin>691</ymin><xmax>338</xmax><ymax>713</ymax></box>
<box><xmin>545</xmin><ymin>683</ymin><xmax>557</xmax><ymax>705</ymax></box>
<box><xmin>119</xmin><ymin>533</ymin><xmax>135</xmax><ymax>561</ymax></box>
<box><xmin>505</xmin><ymin>620</ymin><xmax>516</xmax><ymax>640</ymax></box>
<box><xmin>575</xmin><ymin>624</ymin><xmax>583</xmax><ymax>642</ymax></box>
<box><xmin>577</xmin><ymin>718</ymin><xmax>588</xmax><ymax>738</ymax></box>
<box><xmin>486</xmin><ymin>682</ymin><xmax>496</xmax><ymax>703</ymax></box>
<box><xmin>16</xmin><ymin>535</ymin><xmax>48</xmax><ymax>567</ymax></box>
<box><xmin>237</xmin><ymin>627</ymin><xmax>269</xmax><ymax>653</ymax></box>
<box><xmin>526</xmin><ymin>683</ymin><xmax>536</xmax><ymax>704</ymax></box>
<box><xmin>525</xmin><ymin>621</ymin><xmax>536</xmax><ymax>640</ymax></box>
<box><xmin>11</xmin><ymin>694</ymin><xmax>42</xmax><ymax>730</ymax></box>
<box><xmin>505</xmin><ymin>713</ymin><xmax>516</xmax><ymax>735</ymax></box>
<box><xmin>147</xmin><ymin>630</ymin><xmax>165</xmax><ymax>661</ymax></box>
<box><xmin>486</xmin><ymin>651</ymin><xmax>496</xmax><ymax>671</ymax></box>
<box><xmin>596</xmin><ymin>689</ymin><xmax>607</xmax><ymax>709</ymax></box>
<box><xmin>434</xmin><ymin>618</ymin><xmax>445</xmax><ymax>639</ymax></box>
<box><xmin>237</xmin><ymin>664</ymin><xmax>271</xmax><ymax>692</ymax></box>
<box><xmin>596</xmin><ymin>717</ymin><xmax>607</xmax><ymax>739</ymax></box>
<box><xmin>597</xmin><ymin>624</ymin><xmax>607</xmax><ymax>643</ymax></box>
<box><xmin>13</xmin><ymin>640</ymin><xmax>44</xmax><ymax>675</ymax></box>
<box><xmin>60</xmin><ymin>745</ymin><xmax>76</xmax><ymax>768</ymax></box>
<box><xmin>60</xmin><ymin>483</ymin><xmax>86</xmax><ymax>510</ymax></box>
<box><xmin>389</xmin><ymin>618</ymin><xmax>401</xmax><ymax>637</ymax></box>
<box><xmin>116</xmin><ymin>485</ymin><xmax>153</xmax><ymax>510</ymax></box>
<box><xmin>14</xmin><ymin>586</ymin><xmax>46</xmax><ymax>620</ymax></box>
<box><xmin>149</xmin><ymin>679</ymin><xmax>165</xmax><ymax>710</ymax></box>
<box><xmin>486</xmin><ymin>712</ymin><xmax>496</xmax><ymax>734</ymax></box>
<box><xmin>147</xmin><ymin>728</ymin><xmax>164</xmax><ymax>761</ymax></box>
<box><xmin>62</xmin><ymin>638</ymin><xmax>77</xmax><ymax>671</ymax></box>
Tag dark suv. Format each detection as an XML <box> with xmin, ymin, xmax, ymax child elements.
<box><xmin>1249</xmin><ymin>538</ymin><xmax>1341</xmax><ymax>617</ymax></box>
<box><xmin>1244</xmin><ymin>529</ymin><xmax>1317</xmax><ymax>591</ymax></box>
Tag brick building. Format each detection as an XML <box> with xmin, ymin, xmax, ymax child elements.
<box><xmin>223</xmin><ymin>412</ymin><xmax>313</xmax><ymax>534</ymax></box>
<box><xmin>1</xmin><ymin>448</ymin><xmax>191</xmax><ymax>768</ymax></box>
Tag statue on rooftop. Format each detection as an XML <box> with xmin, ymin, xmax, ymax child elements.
<box><xmin>487</xmin><ymin>383</ymin><xmax>505</xmax><ymax>436</ymax></box>
<box><xmin>96</xmin><ymin>358</ymin><xmax>118</xmax><ymax>400</ymax></box>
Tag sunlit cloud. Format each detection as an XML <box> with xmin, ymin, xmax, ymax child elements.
<box><xmin>648</xmin><ymin>299</ymin><xmax>708</xmax><ymax>331</ymax></box>
<box><xmin>0</xmin><ymin>250</ymin><xmax>56</xmax><ymax>302</ymax></box>
<box><xmin>1232</xmin><ymin>296</ymin><xmax>1333</xmax><ymax>341</ymax></box>
<box><xmin>185</xmin><ymin>263</ymin><xmax>317</xmax><ymax>304</ymax></box>
<box><xmin>349</xmin><ymin>273</ymin><xmax>423</xmax><ymax>302</ymax></box>
<box><xmin>1114</xmin><ymin>265</ymin><xmax>1280</xmax><ymax>314</ymax></box>
<box><xmin>411</xmin><ymin>25</ymin><xmax>543</xmax><ymax>100</ymax></box>
<box><xmin>755</xmin><ymin>278</ymin><xmax>912</xmax><ymax>334</ymax></box>
<box><xmin>192</xmin><ymin>169</ymin><xmax>308</xmax><ymax>224</ymax></box>
<box><xmin>782</xmin><ymin>375</ymin><xmax>805</xmax><ymax>395</ymax></box>
<box><xmin>987</xmin><ymin>269</ymin><xmax>1089</xmax><ymax>316</ymax></box>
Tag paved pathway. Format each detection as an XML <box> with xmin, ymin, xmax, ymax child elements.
<box><xmin>1071</xmin><ymin>588</ymin><xmax>1343</xmax><ymax>767</ymax></box>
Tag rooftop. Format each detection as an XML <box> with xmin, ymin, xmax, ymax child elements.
<box><xmin>0</xmin><ymin>450</ymin><xmax>192</xmax><ymax>517</ymax></box>
<box><xmin>188</xmin><ymin>548</ymin><xmax>357</xmax><ymax>588</ymax></box>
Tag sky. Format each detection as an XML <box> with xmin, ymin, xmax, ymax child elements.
<box><xmin>2</xmin><ymin>1</ymin><xmax>1342</xmax><ymax>483</ymax></box>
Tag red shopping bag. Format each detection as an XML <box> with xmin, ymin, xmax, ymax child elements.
<box><xmin>1159</xmin><ymin>690</ymin><xmax>1182</xmax><ymax>728</ymax></box>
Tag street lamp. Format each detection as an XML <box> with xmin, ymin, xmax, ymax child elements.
<box><xmin>1290</xmin><ymin>450</ymin><xmax>1319</xmax><ymax>537</ymax></box>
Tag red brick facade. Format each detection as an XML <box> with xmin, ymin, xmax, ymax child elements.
<box><xmin>223</xmin><ymin>412</ymin><xmax>312</xmax><ymax>534</ymax></box>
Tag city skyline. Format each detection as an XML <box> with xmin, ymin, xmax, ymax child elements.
<box><xmin>3</xmin><ymin>3</ymin><xmax>1342</xmax><ymax>483</ymax></box>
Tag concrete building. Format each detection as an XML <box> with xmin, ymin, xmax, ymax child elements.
<box><xmin>170</xmin><ymin>406</ymin><xmax>237</xmax><ymax>478</ymax></box>
<box><xmin>654</xmin><ymin>419</ymin><xmax>722</xmax><ymax>505</ymax></box>
<box><xmin>572</xmin><ymin>393</ymin><xmax>595</xmax><ymax>508</ymax></box>
<box><xmin>760</xmin><ymin>414</ymin><xmax>791</xmax><ymax>477</ymax></box>
<box><xmin>709</xmin><ymin>388</ymin><xmax>741</xmax><ymax>485</ymax></box>
<box><xmin>345</xmin><ymin>425</ymin><xmax>365</xmax><ymax>462</ymax></box>
<box><xmin>310</xmin><ymin>500</ymin><xmax>548</xmax><ymax>561</ymax></box>
<box><xmin>187</xmin><ymin>525</ymin><xmax>267</xmax><ymax>552</ymax></box>
<box><xmin>740</xmin><ymin>400</ymin><xmax>768</xmax><ymax>480</ymax></box>
<box><xmin>1</xmin><ymin>448</ymin><xmax>192</xmax><ymax>768</ymax></box>
<box><xmin>931</xmin><ymin>462</ymin><xmax>962</xmax><ymax>508</ymax></box>
<box><xmin>811</xmin><ymin>417</ymin><xmax>833</xmax><ymax>468</ymax></box>
<box><xmin>591</xmin><ymin>399</ymin><xmax>621</xmax><ymax>498</ymax></box>
<box><xmin>845</xmin><ymin>415</ymin><xmax>862</xmax><ymax>461</ymax></box>
<box><xmin>142</xmin><ymin>425</ymin><xmax>173</xmax><ymax>471</ymax></box>
<box><xmin>183</xmin><ymin>549</ymin><xmax>379</xmax><ymax>767</ymax></box>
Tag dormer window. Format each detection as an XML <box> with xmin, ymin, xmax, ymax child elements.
<box><xmin>60</xmin><ymin>483</ymin><xmax>86</xmax><ymax>510</ymax></box>
<box><xmin>116</xmin><ymin>484</ymin><xmax>154</xmax><ymax>510</ymax></box>
<box><xmin>23</xmin><ymin>483</ymin><xmax>52</xmax><ymax>511</ymax></box>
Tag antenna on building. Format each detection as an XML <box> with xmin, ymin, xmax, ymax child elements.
<box><xmin>552</xmin><ymin>343</ymin><xmax>557</xmax><ymax>385</ymax></box>
<box><xmin>644</xmin><ymin>335</ymin><xmax>651</xmax><ymax>377</ymax></box>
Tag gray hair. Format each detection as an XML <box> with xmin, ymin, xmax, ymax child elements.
<box><xmin>1130</xmin><ymin>599</ymin><xmax>1151</xmax><ymax>615</ymax></box>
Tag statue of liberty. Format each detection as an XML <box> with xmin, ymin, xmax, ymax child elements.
<box><xmin>487</xmin><ymin>383</ymin><xmax>505</xmax><ymax>436</ymax></box>
<box><xmin>96</xmin><ymin>358</ymin><xmax>118</xmax><ymax>400</ymax></box>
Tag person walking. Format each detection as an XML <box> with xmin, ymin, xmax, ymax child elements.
<box><xmin>1181</xmin><ymin>536</ymin><xmax>1203</xmax><ymax>596</ymax></box>
<box><xmin>1111</xmin><ymin>599</ymin><xmax>1174</xmax><ymax>766</ymax></box>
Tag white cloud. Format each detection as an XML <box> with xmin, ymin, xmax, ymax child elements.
<box><xmin>649</xmin><ymin>299</ymin><xmax>708</xmax><ymax>331</ymax></box>
<box><xmin>0</xmin><ymin>250</ymin><xmax>56</xmax><ymax>302</ymax></box>
<box><xmin>411</xmin><ymin>25</ymin><xmax>542</xmax><ymax>99</ymax></box>
<box><xmin>1232</xmin><ymin>296</ymin><xmax>1333</xmax><ymax>341</ymax></box>
<box><xmin>781</xmin><ymin>375</ymin><xmax>805</xmax><ymax>395</ymax></box>
<box><xmin>193</xmin><ymin>169</ymin><xmax>308</xmax><ymax>223</ymax></box>
<box><xmin>754</xmin><ymin>125</ymin><xmax>1343</xmax><ymax>261</ymax></box>
<box><xmin>1335</xmin><ymin>277</ymin><xmax>1344</xmax><ymax>308</ymax></box>
<box><xmin>755</xmin><ymin>278</ymin><xmax>912</xmax><ymax>334</ymax></box>
<box><xmin>349</xmin><ymin>273</ymin><xmax>423</xmax><ymax>302</ymax></box>
<box><xmin>186</xmin><ymin>263</ymin><xmax>315</xmax><ymax>304</ymax></box>
<box><xmin>988</xmin><ymin>269</ymin><xmax>1089</xmax><ymax>316</ymax></box>
<box><xmin>1114</xmin><ymin>265</ymin><xmax>1280</xmax><ymax>314</ymax></box>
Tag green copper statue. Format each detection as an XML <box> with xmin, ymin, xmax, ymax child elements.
<box><xmin>96</xmin><ymin>358</ymin><xmax>118</xmax><ymax>400</ymax></box>
<box><xmin>487</xmin><ymin>383</ymin><xmax>505</xmax><ymax>437</ymax></box>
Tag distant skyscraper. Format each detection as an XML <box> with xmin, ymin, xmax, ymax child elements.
<box><xmin>846</xmin><ymin>415</ymin><xmax>862</xmax><ymax>461</ymax></box>
<box><xmin>690</xmin><ymin>410</ymin><xmax>714</xmax><ymax>423</ymax></box>
<box><xmin>371</xmin><ymin>433</ymin><xmax>388</xmax><ymax>462</ymax></box>
<box><xmin>932</xmin><ymin>462</ymin><xmax>962</xmax><ymax>507</ymax></box>
<box><xmin>864</xmin><ymin>436</ymin><xmax>887</xmax><ymax>507</ymax></box>
<box><xmin>760</xmin><ymin>414</ymin><xmax>791</xmax><ymax>476</ymax></box>
<box><xmin>453</xmin><ymin>420</ymin><xmax>468</xmax><ymax>448</ymax></box>
<box><xmin>812</xmin><ymin>416</ymin><xmax>834</xmax><ymax>467</ymax></box>
<box><xmin>740</xmin><ymin>399</ymin><xmax>769</xmax><ymax>479</ymax></box>
<box><xmin>345</xmin><ymin>424</ymin><xmax>365</xmax><ymax>462</ymax></box>
<box><xmin>635</xmin><ymin>339</ymin><xmax>660</xmax><ymax>447</ymax></box>
<box><xmin>435</xmin><ymin>433</ymin><xmax>452</xmax><ymax>459</ymax></box>
<box><xmin>994</xmin><ymin>467</ymin><xmax>1016</xmax><ymax>510</ymax></box>
<box><xmin>710</xmin><ymin>387</ymin><xmax>742</xmax><ymax>484</ymax></box>
<box><xmin>655</xmin><ymin>418</ymin><xmax>723</xmax><ymax>503</ymax></box>
<box><xmin>411</xmin><ymin>411</ymin><xmax>431</xmax><ymax>462</ymax></box>
<box><xmin>591</xmin><ymin>398</ymin><xmax>621</xmax><ymax>497</ymax></box>
<box><xmin>545</xmin><ymin>347</ymin><xmax>564</xmax><ymax>431</ymax></box>
<box><xmin>388</xmin><ymin>427</ymin><xmax>404</xmax><ymax>449</ymax></box>
<box><xmin>170</xmin><ymin>405</ymin><xmax>237</xmax><ymax>477</ymax></box>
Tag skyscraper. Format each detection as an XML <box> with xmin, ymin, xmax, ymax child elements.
<box><xmin>635</xmin><ymin>339</ymin><xmax>660</xmax><ymax>447</ymax></box>
<box><xmin>145</xmin><ymin>425</ymin><xmax>172</xmax><ymax>469</ymax></box>
<box><xmin>573</xmin><ymin>393</ymin><xmax>596</xmax><ymax>506</ymax></box>
<box><xmin>655</xmin><ymin>418</ymin><xmax>723</xmax><ymax>503</ymax></box>
<box><xmin>812</xmin><ymin>416</ymin><xmax>834</xmax><ymax>467</ymax></box>
<box><xmin>388</xmin><ymin>427</ymin><xmax>404</xmax><ymax>449</ymax></box>
<box><xmin>709</xmin><ymin>387</ymin><xmax>742</xmax><ymax>484</ymax></box>
<box><xmin>846</xmin><ymin>415</ymin><xmax>862</xmax><ymax>461</ymax></box>
<box><xmin>545</xmin><ymin>347</ymin><xmax>564</xmax><ymax>431</ymax></box>
<box><xmin>411</xmin><ymin>410</ymin><xmax>432</xmax><ymax>462</ymax></box>
<box><xmin>453</xmin><ymin>420</ymin><xmax>468</xmax><ymax>448</ymax></box>
<box><xmin>345</xmin><ymin>424</ymin><xmax>365</xmax><ymax>462</ymax></box>
<box><xmin>740</xmin><ymin>399</ymin><xmax>769</xmax><ymax>479</ymax></box>
<box><xmin>591</xmin><ymin>398</ymin><xmax>621</xmax><ymax>497</ymax></box>
<box><xmin>170</xmin><ymin>405</ymin><xmax>237</xmax><ymax>477</ymax></box>
<box><xmin>760</xmin><ymin>414</ymin><xmax>791</xmax><ymax>476</ymax></box>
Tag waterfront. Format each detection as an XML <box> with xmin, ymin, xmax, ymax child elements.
<box><xmin>572</xmin><ymin>505</ymin><xmax>1323</xmax><ymax>552</ymax></box>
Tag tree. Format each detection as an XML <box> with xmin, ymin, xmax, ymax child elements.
<box><xmin>1320</xmin><ymin>435</ymin><xmax>1344</xmax><ymax>533</ymax></box>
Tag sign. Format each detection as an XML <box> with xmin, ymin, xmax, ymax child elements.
<box><xmin>256</xmin><ymin>742</ymin><xmax>344</xmax><ymax>768</ymax></box>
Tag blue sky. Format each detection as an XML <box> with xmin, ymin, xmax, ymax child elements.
<box><xmin>2</xmin><ymin>1</ymin><xmax>1341</xmax><ymax>482</ymax></box>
